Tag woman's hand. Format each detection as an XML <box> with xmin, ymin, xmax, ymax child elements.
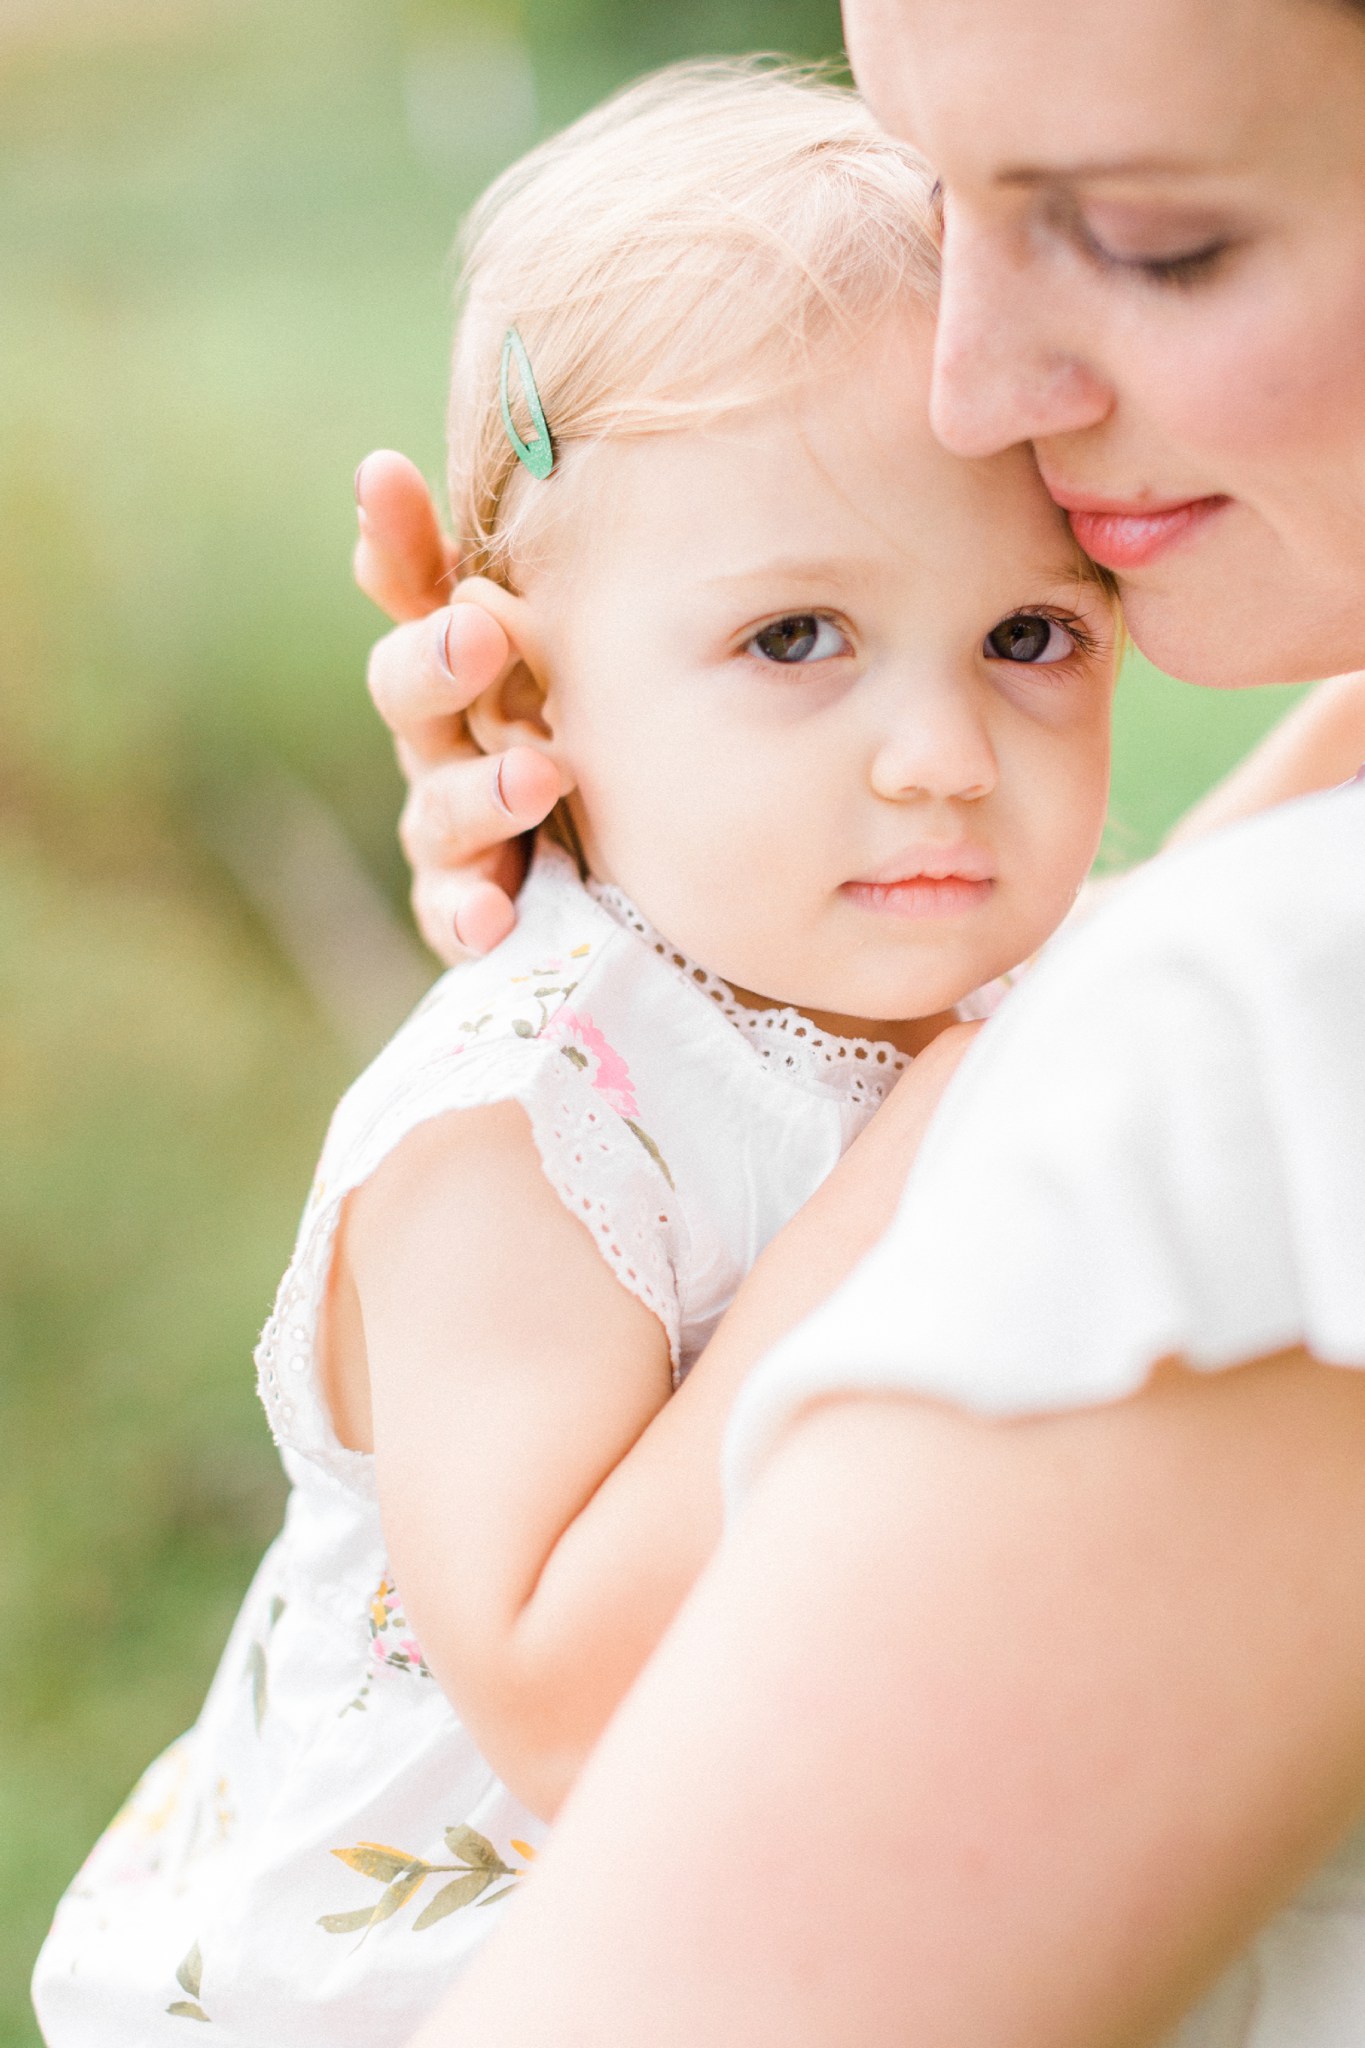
<box><xmin>355</xmin><ymin>451</ymin><xmax>560</xmax><ymax>962</ymax></box>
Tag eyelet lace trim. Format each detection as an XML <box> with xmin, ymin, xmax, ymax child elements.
<box><xmin>588</xmin><ymin>882</ymin><xmax>910</xmax><ymax>1108</ymax></box>
<box><xmin>256</xmin><ymin>1044</ymin><xmax>684</xmax><ymax>1488</ymax></box>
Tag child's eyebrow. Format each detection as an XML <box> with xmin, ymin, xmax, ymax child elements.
<box><xmin>704</xmin><ymin>558</ymin><xmax>1106</xmax><ymax>601</ymax></box>
<box><xmin>702</xmin><ymin>555</ymin><xmax>872</xmax><ymax>594</ymax></box>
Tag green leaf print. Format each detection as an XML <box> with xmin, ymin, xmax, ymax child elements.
<box><xmin>246</xmin><ymin>1641</ymin><xmax>267</xmax><ymax>1731</ymax></box>
<box><xmin>412</xmin><ymin>1872</ymin><xmax>492</xmax><ymax>1928</ymax></box>
<box><xmin>246</xmin><ymin>1594</ymin><xmax>286</xmax><ymax>1731</ymax></box>
<box><xmin>371</xmin><ymin>1868</ymin><xmax>429</xmax><ymax>1923</ymax></box>
<box><xmin>320</xmin><ymin>1825</ymin><xmax>529</xmax><ymax>1937</ymax></box>
<box><xmin>332</xmin><ymin>1843</ymin><xmax>421</xmax><ymax>1882</ymax></box>
<box><xmin>165</xmin><ymin>1942</ymin><xmax>211</xmax><ymax>2020</ymax></box>
<box><xmin>624</xmin><ymin>1118</ymin><xmax>675</xmax><ymax>1189</ymax></box>
<box><xmin>317</xmin><ymin>1906</ymin><xmax>385</xmax><ymax>1936</ymax></box>
<box><xmin>317</xmin><ymin>1900</ymin><xmax>384</xmax><ymax>1933</ymax></box>
<box><xmin>443</xmin><ymin>1825</ymin><xmax>510</xmax><ymax>1874</ymax></box>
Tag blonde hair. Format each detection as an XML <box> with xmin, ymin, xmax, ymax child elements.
<box><xmin>447</xmin><ymin>59</ymin><xmax>942</xmax><ymax>585</ymax></box>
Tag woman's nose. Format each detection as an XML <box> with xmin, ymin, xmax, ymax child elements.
<box><xmin>869</xmin><ymin>681</ymin><xmax>999</xmax><ymax>805</ymax></box>
<box><xmin>929</xmin><ymin>206</ymin><xmax>1114</xmax><ymax>458</ymax></box>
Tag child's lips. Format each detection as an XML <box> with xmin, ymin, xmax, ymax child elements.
<box><xmin>841</xmin><ymin>875</ymin><xmax>995</xmax><ymax>918</ymax></box>
<box><xmin>841</xmin><ymin>847</ymin><xmax>996</xmax><ymax>919</ymax></box>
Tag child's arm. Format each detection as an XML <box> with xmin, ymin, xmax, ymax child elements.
<box><xmin>342</xmin><ymin>1100</ymin><xmax>674</xmax><ymax>1819</ymax></box>
<box><xmin>1165</xmin><ymin>669</ymin><xmax>1365</xmax><ymax>847</ymax></box>
<box><xmin>340</xmin><ymin>1022</ymin><xmax>979</xmax><ymax>1820</ymax></box>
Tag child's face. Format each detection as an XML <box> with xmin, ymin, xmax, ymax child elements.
<box><xmin>527</xmin><ymin>310</ymin><xmax>1117</xmax><ymax>1046</ymax></box>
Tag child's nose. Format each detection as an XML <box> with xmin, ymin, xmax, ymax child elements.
<box><xmin>869</xmin><ymin>682</ymin><xmax>998</xmax><ymax>804</ymax></box>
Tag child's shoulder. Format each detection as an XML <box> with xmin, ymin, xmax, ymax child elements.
<box><xmin>320</xmin><ymin>846</ymin><xmax>619</xmax><ymax>1157</ymax></box>
<box><xmin>288</xmin><ymin>842</ymin><xmax>691</xmax><ymax>1385</ymax></box>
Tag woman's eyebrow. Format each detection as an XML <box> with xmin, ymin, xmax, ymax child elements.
<box><xmin>997</xmin><ymin>155</ymin><xmax>1211</xmax><ymax>188</ymax></box>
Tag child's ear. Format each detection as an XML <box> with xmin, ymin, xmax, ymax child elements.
<box><xmin>457</xmin><ymin>577</ymin><xmax>566</xmax><ymax>772</ymax></box>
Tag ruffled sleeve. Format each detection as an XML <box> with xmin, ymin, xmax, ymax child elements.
<box><xmin>726</xmin><ymin>787</ymin><xmax>1365</xmax><ymax>1495</ymax></box>
<box><xmin>256</xmin><ymin>864</ymin><xmax>685</xmax><ymax>1490</ymax></box>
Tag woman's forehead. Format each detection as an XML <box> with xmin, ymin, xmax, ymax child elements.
<box><xmin>844</xmin><ymin>0</ymin><xmax>1365</xmax><ymax>182</ymax></box>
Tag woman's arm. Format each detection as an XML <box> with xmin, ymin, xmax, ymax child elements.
<box><xmin>342</xmin><ymin>1025</ymin><xmax>980</xmax><ymax>1818</ymax></box>
<box><xmin>410</xmin><ymin>1349</ymin><xmax>1365</xmax><ymax>2048</ymax></box>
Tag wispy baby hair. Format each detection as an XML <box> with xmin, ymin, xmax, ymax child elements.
<box><xmin>447</xmin><ymin>58</ymin><xmax>941</xmax><ymax>584</ymax></box>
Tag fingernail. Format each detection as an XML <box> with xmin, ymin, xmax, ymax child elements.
<box><xmin>493</xmin><ymin>758</ymin><xmax>512</xmax><ymax>816</ymax></box>
<box><xmin>433</xmin><ymin>610</ymin><xmax>457</xmax><ymax>685</ymax></box>
<box><xmin>452</xmin><ymin>906</ymin><xmax>485</xmax><ymax>957</ymax></box>
<box><xmin>354</xmin><ymin>456</ymin><xmax>373</xmax><ymax>504</ymax></box>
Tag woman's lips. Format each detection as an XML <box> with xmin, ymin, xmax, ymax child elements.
<box><xmin>1049</xmin><ymin>491</ymin><xmax>1231</xmax><ymax>571</ymax></box>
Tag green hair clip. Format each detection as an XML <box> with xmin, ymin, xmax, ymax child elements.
<box><xmin>499</xmin><ymin>327</ymin><xmax>555</xmax><ymax>480</ymax></box>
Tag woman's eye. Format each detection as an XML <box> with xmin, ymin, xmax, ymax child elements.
<box><xmin>1069</xmin><ymin>209</ymin><xmax>1231</xmax><ymax>288</ymax></box>
<box><xmin>983</xmin><ymin>614</ymin><xmax>1076</xmax><ymax>664</ymax></box>
<box><xmin>1094</xmin><ymin>238</ymin><xmax>1228</xmax><ymax>287</ymax></box>
<box><xmin>747</xmin><ymin>614</ymin><xmax>849</xmax><ymax>665</ymax></box>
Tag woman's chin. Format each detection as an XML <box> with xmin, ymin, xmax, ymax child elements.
<box><xmin>1120</xmin><ymin>579</ymin><xmax>1365</xmax><ymax>692</ymax></box>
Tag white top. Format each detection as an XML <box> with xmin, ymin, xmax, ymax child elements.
<box><xmin>33</xmin><ymin>843</ymin><xmax>912</xmax><ymax>2048</ymax></box>
<box><xmin>726</xmin><ymin>782</ymin><xmax>1365</xmax><ymax>2048</ymax></box>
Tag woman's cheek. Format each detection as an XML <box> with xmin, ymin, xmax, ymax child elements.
<box><xmin>1133</xmin><ymin>272</ymin><xmax>1365</xmax><ymax>466</ymax></box>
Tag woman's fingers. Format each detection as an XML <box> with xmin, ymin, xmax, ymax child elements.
<box><xmin>398</xmin><ymin>747</ymin><xmax>562</xmax><ymax>870</ymax></box>
<box><xmin>412</xmin><ymin>872</ymin><xmax>519</xmax><ymax>965</ymax></box>
<box><xmin>400</xmin><ymin>747</ymin><xmax>562</xmax><ymax>965</ymax></box>
<box><xmin>353</xmin><ymin>451</ymin><xmax>553</xmax><ymax>967</ymax></box>
<box><xmin>368</xmin><ymin>604</ymin><xmax>512</xmax><ymax>764</ymax></box>
<box><xmin>354</xmin><ymin>449</ymin><xmax>459</xmax><ymax>622</ymax></box>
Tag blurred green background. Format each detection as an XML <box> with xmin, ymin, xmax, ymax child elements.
<box><xmin>0</xmin><ymin>1</ymin><xmax>1309</xmax><ymax>2039</ymax></box>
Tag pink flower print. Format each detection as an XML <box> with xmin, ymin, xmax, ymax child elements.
<box><xmin>343</xmin><ymin>1576</ymin><xmax>434</xmax><ymax>1712</ymax></box>
<box><xmin>546</xmin><ymin>1010</ymin><xmax>639</xmax><ymax>1119</ymax></box>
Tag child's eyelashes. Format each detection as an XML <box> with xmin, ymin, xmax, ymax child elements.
<box><xmin>744</xmin><ymin>613</ymin><xmax>853</xmax><ymax>667</ymax></box>
<box><xmin>983</xmin><ymin>610</ymin><xmax>1094</xmax><ymax>666</ymax></box>
<box><xmin>739</xmin><ymin>608</ymin><xmax>1100</xmax><ymax>672</ymax></box>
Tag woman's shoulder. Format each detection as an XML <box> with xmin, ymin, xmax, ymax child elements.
<box><xmin>1056</xmin><ymin>781</ymin><xmax>1365</xmax><ymax>1007</ymax></box>
<box><xmin>725</xmin><ymin>786</ymin><xmax>1365</xmax><ymax>1485</ymax></box>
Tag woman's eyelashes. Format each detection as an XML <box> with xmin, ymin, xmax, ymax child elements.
<box><xmin>983</xmin><ymin>611</ymin><xmax>1087</xmax><ymax>665</ymax></box>
<box><xmin>744</xmin><ymin>613</ymin><xmax>853</xmax><ymax>667</ymax></box>
<box><xmin>1055</xmin><ymin>197</ymin><xmax>1234</xmax><ymax>288</ymax></box>
<box><xmin>1087</xmin><ymin>232</ymin><xmax>1230</xmax><ymax>288</ymax></box>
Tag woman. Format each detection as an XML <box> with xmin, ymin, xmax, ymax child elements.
<box><xmin>358</xmin><ymin>0</ymin><xmax>1365</xmax><ymax>2039</ymax></box>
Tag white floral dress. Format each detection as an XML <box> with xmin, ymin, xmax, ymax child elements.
<box><xmin>32</xmin><ymin>842</ymin><xmax>942</xmax><ymax>2047</ymax></box>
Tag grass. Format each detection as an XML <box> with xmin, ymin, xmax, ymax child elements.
<box><xmin>0</xmin><ymin>3</ymin><xmax>1306</xmax><ymax>2040</ymax></box>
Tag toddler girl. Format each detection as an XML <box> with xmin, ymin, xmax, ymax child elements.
<box><xmin>33</xmin><ymin>60</ymin><xmax>1118</xmax><ymax>2046</ymax></box>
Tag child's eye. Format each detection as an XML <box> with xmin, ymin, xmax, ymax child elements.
<box><xmin>983</xmin><ymin>614</ymin><xmax>1077</xmax><ymax>664</ymax></box>
<box><xmin>747</xmin><ymin>614</ymin><xmax>850</xmax><ymax>665</ymax></box>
